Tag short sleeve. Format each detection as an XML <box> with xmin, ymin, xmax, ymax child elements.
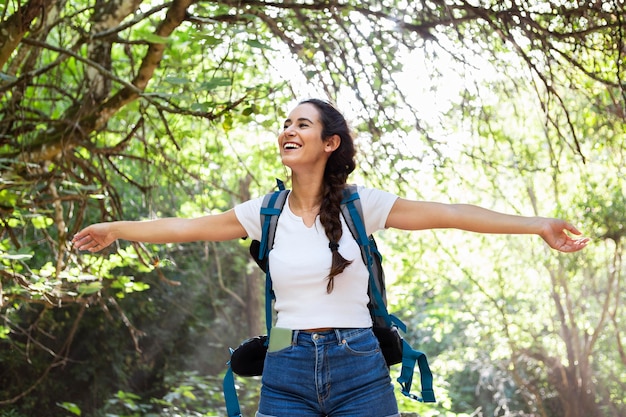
<box><xmin>356</xmin><ymin>186</ymin><xmax>399</xmax><ymax>236</ymax></box>
<box><xmin>233</xmin><ymin>196</ymin><xmax>264</xmax><ymax>241</ymax></box>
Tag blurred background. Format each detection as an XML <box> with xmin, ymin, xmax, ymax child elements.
<box><xmin>1</xmin><ymin>1</ymin><xmax>624</xmax><ymax>416</ymax></box>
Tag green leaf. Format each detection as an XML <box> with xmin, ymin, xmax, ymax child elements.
<box><xmin>57</xmin><ymin>402</ymin><xmax>81</xmax><ymax>416</ymax></box>
<box><xmin>1</xmin><ymin>252</ymin><xmax>33</xmax><ymax>261</ymax></box>
<box><xmin>0</xmin><ymin>189</ymin><xmax>18</xmax><ymax>207</ymax></box>
<box><xmin>130</xmin><ymin>282</ymin><xmax>150</xmax><ymax>292</ymax></box>
<box><xmin>245</xmin><ymin>39</ymin><xmax>275</xmax><ymax>50</ymax></box>
<box><xmin>31</xmin><ymin>215</ymin><xmax>53</xmax><ymax>229</ymax></box>
<box><xmin>188</xmin><ymin>33</ymin><xmax>223</xmax><ymax>46</ymax></box>
<box><xmin>137</xmin><ymin>32</ymin><xmax>170</xmax><ymax>44</ymax></box>
<box><xmin>200</xmin><ymin>77</ymin><xmax>232</xmax><ymax>90</ymax></box>
<box><xmin>190</xmin><ymin>102</ymin><xmax>211</xmax><ymax>112</ymax></box>
<box><xmin>164</xmin><ymin>76</ymin><xmax>190</xmax><ymax>85</ymax></box>
<box><xmin>222</xmin><ymin>114</ymin><xmax>233</xmax><ymax>131</ymax></box>
<box><xmin>78</xmin><ymin>282</ymin><xmax>103</xmax><ymax>295</ymax></box>
<box><xmin>0</xmin><ymin>326</ymin><xmax>10</xmax><ymax>339</ymax></box>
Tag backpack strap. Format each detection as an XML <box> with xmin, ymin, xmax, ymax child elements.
<box><xmin>340</xmin><ymin>186</ymin><xmax>435</xmax><ymax>403</ymax></box>
<box><xmin>224</xmin><ymin>180</ymin><xmax>287</xmax><ymax>417</ymax></box>
<box><xmin>258</xmin><ymin>187</ymin><xmax>289</xmax><ymax>334</ymax></box>
<box><xmin>223</xmin><ymin>362</ymin><xmax>242</xmax><ymax>417</ymax></box>
<box><xmin>398</xmin><ymin>340</ymin><xmax>436</xmax><ymax>403</ymax></box>
<box><xmin>340</xmin><ymin>187</ymin><xmax>403</xmax><ymax>330</ymax></box>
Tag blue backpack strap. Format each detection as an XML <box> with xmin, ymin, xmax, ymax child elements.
<box><xmin>398</xmin><ymin>341</ymin><xmax>436</xmax><ymax>403</ymax></box>
<box><xmin>341</xmin><ymin>185</ymin><xmax>435</xmax><ymax>403</ymax></box>
<box><xmin>259</xmin><ymin>188</ymin><xmax>289</xmax><ymax>334</ymax></box>
<box><xmin>340</xmin><ymin>187</ymin><xmax>391</xmax><ymax>326</ymax></box>
<box><xmin>258</xmin><ymin>190</ymin><xmax>287</xmax><ymax>259</ymax></box>
<box><xmin>223</xmin><ymin>180</ymin><xmax>288</xmax><ymax>416</ymax></box>
<box><xmin>223</xmin><ymin>361</ymin><xmax>243</xmax><ymax>416</ymax></box>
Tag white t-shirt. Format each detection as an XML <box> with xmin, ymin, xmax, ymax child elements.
<box><xmin>234</xmin><ymin>186</ymin><xmax>398</xmax><ymax>329</ymax></box>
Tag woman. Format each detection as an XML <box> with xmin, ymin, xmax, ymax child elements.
<box><xmin>73</xmin><ymin>99</ymin><xmax>589</xmax><ymax>416</ymax></box>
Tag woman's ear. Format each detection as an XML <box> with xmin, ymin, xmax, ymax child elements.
<box><xmin>324</xmin><ymin>134</ymin><xmax>341</xmax><ymax>153</ymax></box>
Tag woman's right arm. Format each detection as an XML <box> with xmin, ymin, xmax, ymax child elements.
<box><xmin>72</xmin><ymin>209</ymin><xmax>247</xmax><ymax>252</ymax></box>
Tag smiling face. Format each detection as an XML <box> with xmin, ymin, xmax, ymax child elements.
<box><xmin>278</xmin><ymin>103</ymin><xmax>338</xmax><ymax>172</ymax></box>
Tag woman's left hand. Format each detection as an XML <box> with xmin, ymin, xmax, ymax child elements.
<box><xmin>540</xmin><ymin>219</ymin><xmax>590</xmax><ymax>252</ymax></box>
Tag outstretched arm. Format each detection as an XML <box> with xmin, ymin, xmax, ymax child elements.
<box><xmin>72</xmin><ymin>210</ymin><xmax>246</xmax><ymax>252</ymax></box>
<box><xmin>386</xmin><ymin>199</ymin><xmax>589</xmax><ymax>253</ymax></box>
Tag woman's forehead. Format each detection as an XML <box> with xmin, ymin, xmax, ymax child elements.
<box><xmin>286</xmin><ymin>103</ymin><xmax>321</xmax><ymax>122</ymax></box>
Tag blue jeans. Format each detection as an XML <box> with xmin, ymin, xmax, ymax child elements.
<box><xmin>256</xmin><ymin>328</ymin><xmax>400</xmax><ymax>417</ymax></box>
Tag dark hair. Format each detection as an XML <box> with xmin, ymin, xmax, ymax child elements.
<box><xmin>300</xmin><ymin>98</ymin><xmax>356</xmax><ymax>293</ymax></box>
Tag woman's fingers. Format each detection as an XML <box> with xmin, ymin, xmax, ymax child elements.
<box><xmin>72</xmin><ymin>229</ymin><xmax>107</xmax><ymax>252</ymax></box>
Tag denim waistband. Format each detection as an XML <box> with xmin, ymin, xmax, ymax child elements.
<box><xmin>291</xmin><ymin>327</ymin><xmax>371</xmax><ymax>346</ymax></box>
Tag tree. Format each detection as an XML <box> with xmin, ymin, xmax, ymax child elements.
<box><xmin>1</xmin><ymin>1</ymin><xmax>624</xmax><ymax>415</ymax></box>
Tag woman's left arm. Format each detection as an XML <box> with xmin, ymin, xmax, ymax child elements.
<box><xmin>385</xmin><ymin>198</ymin><xmax>589</xmax><ymax>253</ymax></box>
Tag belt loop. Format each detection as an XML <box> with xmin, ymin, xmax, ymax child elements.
<box><xmin>334</xmin><ymin>328</ymin><xmax>342</xmax><ymax>343</ymax></box>
<box><xmin>291</xmin><ymin>329</ymin><xmax>299</xmax><ymax>345</ymax></box>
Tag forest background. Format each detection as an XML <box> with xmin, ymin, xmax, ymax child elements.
<box><xmin>0</xmin><ymin>1</ymin><xmax>624</xmax><ymax>417</ymax></box>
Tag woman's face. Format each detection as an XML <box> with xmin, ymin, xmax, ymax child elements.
<box><xmin>278</xmin><ymin>103</ymin><xmax>334</xmax><ymax>170</ymax></box>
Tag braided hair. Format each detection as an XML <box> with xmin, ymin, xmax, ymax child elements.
<box><xmin>300</xmin><ymin>99</ymin><xmax>356</xmax><ymax>293</ymax></box>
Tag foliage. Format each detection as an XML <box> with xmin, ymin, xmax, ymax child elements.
<box><xmin>1</xmin><ymin>1</ymin><xmax>625</xmax><ymax>416</ymax></box>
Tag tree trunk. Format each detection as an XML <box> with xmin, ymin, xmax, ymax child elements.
<box><xmin>0</xmin><ymin>0</ymin><xmax>50</xmax><ymax>68</ymax></box>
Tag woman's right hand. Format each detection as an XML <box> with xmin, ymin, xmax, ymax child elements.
<box><xmin>72</xmin><ymin>223</ymin><xmax>116</xmax><ymax>252</ymax></box>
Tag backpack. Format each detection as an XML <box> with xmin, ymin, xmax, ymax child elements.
<box><xmin>223</xmin><ymin>182</ymin><xmax>435</xmax><ymax>416</ymax></box>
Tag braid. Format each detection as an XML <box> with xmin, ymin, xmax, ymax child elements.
<box><xmin>319</xmin><ymin>173</ymin><xmax>352</xmax><ymax>293</ymax></box>
<box><xmin>300</xmin><ymin>98</ymin><xmax>356</xmax><ymax>293</ymax></box>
